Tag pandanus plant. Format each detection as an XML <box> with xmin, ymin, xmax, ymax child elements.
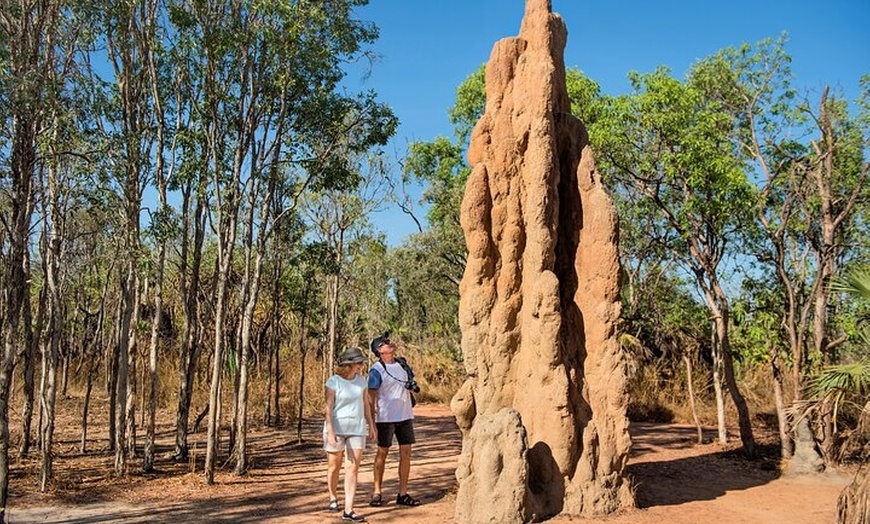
<box><xmin>826</xmin><ymin>266</ymin><xmax>870</xmax><ymax>524</ymax></box>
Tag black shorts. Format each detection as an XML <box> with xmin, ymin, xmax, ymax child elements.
<box><xmin>376</xmin><ymin>419</ymin><xmax>416</xmax><ymax>447</ymax></box>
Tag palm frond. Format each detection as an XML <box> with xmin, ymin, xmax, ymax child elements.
<box><xmin>830</xmin><ymin>266</ymin><xmax>870</xmax><ymax>300</ymax></box>
<box><xmin>809</xmin><ymin>363</ymin><xmax>870</xmax><ymax>398</ymax></box>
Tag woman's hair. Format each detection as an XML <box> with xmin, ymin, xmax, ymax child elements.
<box><xmin>336</xmin><ymin>362</ymin><xmax>360</xmax><ymax>379</ymax></box>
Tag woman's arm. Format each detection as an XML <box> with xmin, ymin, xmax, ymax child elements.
<box><xmin>324</xmin><ymin>385</ymin><xmax>338</xmax><ymax>445</ymax></box>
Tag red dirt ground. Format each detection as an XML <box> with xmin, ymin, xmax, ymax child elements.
<box><xmin>6</xmin><ymin>403</ymin><xmax>852</xmax><ymax>523</ymax></box>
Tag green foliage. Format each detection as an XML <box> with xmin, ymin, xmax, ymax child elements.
<box><xmin>831</xmin><ymin>265</ymin><xmax>870</xmax><ymax>356</ymax></box>
<box><xmin>809</xmin><ymin>363</ymin><xmax>870</xmax><ymax>433</ymax></box>
<box><xmin>731</xmin><ymin>286</ymin><xmax>785</xmax><ymax>366</ymax></box>
<box><xmin>448</xmin><ymin>65</ymin><xmax>486</xmax><ymax>146</ymax></box>
<box><xmin>566</xmin><ymin>68</ymin><xmax>602</xmax><ymax>123</ymax></box>
<box><xmin>625</xmin><ymin>271</ymin><xmax>709</xmax><ymax>359</ymax></box>
<box><xmin>389</xmin><ymin>235</ymin><xmax>462</xmax><ymax>344</ymax></box>
<box><xmin>810</xmin><ymin>363</ymin><xmax>870</xmax><ymax>398</ymax></box>
<box><xmin>404</xmin><ymin>137</ymin><xmax>467</xmax><ymax>231</ymax></box>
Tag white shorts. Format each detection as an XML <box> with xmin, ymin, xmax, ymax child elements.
<box><xmin>323</xmin><ymin>434</ymin><xmax>366</xmax><ymax>454</ymax></box>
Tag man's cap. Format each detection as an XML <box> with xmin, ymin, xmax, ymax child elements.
<box><xmin>337</xmin><ymin>346</ymin><xmax>366</xmax><ymax>366</ymax></box>
<box><xmin>370</xmin><ymin>331</ymin><xmax>390</xmax><ymax>355</ymax></box>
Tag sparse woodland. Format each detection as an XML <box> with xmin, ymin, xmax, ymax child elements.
<box><xmin>0</xmin><ymin>1</ymin><xmax>868</xmax><ymax>523</ymax></box>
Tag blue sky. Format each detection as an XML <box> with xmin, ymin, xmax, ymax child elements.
<box><xmin>347</xmin><ymin>0</ymin><xmax>869</xmax><ymax>245</ymax></box>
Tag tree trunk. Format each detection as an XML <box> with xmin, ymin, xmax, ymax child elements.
<box><xmin>268</xmin><ymin>267</ymin><xmax>282</xmax><ymax>427</ymax></box>
<box><xmin>39</xmin><ymin>300</ymin><xmax>59</xmax><ymax>493</ymax></box>
<box><xmin>205</xmin><ymin>232</ymin><xmax>235</xmax><ymax>484</ymax></box>
<box><xmin>18</xmin><ymin>262</ymin><xmax>42</xmax><ymax>459</ymax></box>
<box><xmin>296</xmin><ymin>298</ymin><xmax>310</xmax><ymax>444</ymax></box>
<box><xmin>325</xmin><ymin>273</ymin><xmax>339</xmax><ymax>381</ymax></box>
<box><xmin>125</xmin><ymin>292</ymin><xmax>140</xmax><ymax>459</ymax></box>
<box><xmin>770</xmin><ymin>347</ymin><xmax>793</xmax><ymax>458</ymax></box>
<box><xmin>60</xmin><ymin>346</ymin><xmax>69</xmax><ymax>398</ymax></box>
<box><xmin>264</xmin><ymin>319</ymin><xmax>274</xmax><ymax>426</ymax></box>
<box><xmin>683</xmin><ymin>356</ymin><xmax>703</xmax><ymax>445</ymax></box>
<box><xmin>711</xmin><ymin>319</ymin><xmax>727</xmax><ymax>444</ymax></box>
<box><xmin>0</xmin><ymin>1</ymin><xmax>45</xmax><ymax>515</ymax></box>
<box><xmin>233</xmin><ymin>172</ymin><xmax>273</xmax><ymax>474</ymax></box>
<box><xmin>40</xmin><ymin>156</ymin><xmax>65</xmax><ymax>492</ymax></box>
<box><xmin>107</xmin><ymin>299</ymin><xmax>121</xmax><ymax>453</ymax></box>
<box><xmin>114</xmin><ymin>260</ymin><xmax>136</xmax><ymax>475</ymax></box>
<box><xmin>143</xmin><ymin>241</ymin><xmax>166</xmax><ymax>473</ymax></box>
<box><xmin>809</xmin><ymin>89</ymin><xmax>867</xmax><ymax>462</ymax></box>
<box><xmin>81</xmin><ymin>356</ymin><xmax>96</xmax><ymax>453</ymax></box>
<box><xmin>273</xmin><ymin>317</ymin><xmax>281</xmax><ymax>426</ymax></box>
<box><xmin>174</xmin><ymin>192</ymin><xmax>204</xmax><ymax>462</ymax></box>
<box><xmin>716</xmin><ymin>310</ymin><xmax>756</xmax><ymax>458</ymax></box>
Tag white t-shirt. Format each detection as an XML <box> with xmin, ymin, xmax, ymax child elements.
<box><xmin>324</xmin><ymin>373</ymin><xmax>368</xmax><ymax>436</ymax></box>
<box><xmin>368</xmin><ymin>361</ymin><xmax>414</xmax><ymax>423</ymax></box>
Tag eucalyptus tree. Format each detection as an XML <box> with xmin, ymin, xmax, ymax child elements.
<box><xmin>167</xmin><ymin>45</ymin><xmax>206</xmax><ymax>463</ymax></box>
<box><xmin>692</xmin><ymin>38</ymin><xmax>868</xmax><ymax>459</ymax></box>
<box><xmin>260</xmin><ymin>209</ymin><xmax>305</xmax><ymax>428</ymax></box>
<box><xmin>141</xmin><ymin>0</ymin><xmax>177</xmax><ymax>472</ymax></box>
<box><xmin>287</xmin><ymin>241</ymin><xmax>332</xmax><ymax>443</ymax></box>
<box><xmin>90</xmin><ymin>0</ymin><xmax>166</xmax><ymax>475</ymax></box>
<box><xmin>39</xmin><ymin>112</ymin><xmax>92</xmax><ymax>491</ymax></box>
<box><xmin>166</xmin><ymin>0</ymin><xmax>395</xmax><ymax>482</ymax></box>
<box><xmin>190</xmin><ymin>0</ymin><xmax>245</xmax><ymax>479</ymax></box>
<box><xmin>302</xmin><ymin>148</ymin><xmax>394</xmax><ymax>379</ymax></box>
<box><xmin>590</xmin><ymin>66</ymin><xmax>757</xmax><ymax>456</ymax></box>
<box><xmin>230</xmin><ymin>85</ymin><xmax>394</xmax><ymax>475</ymax></box>
<box><xmin>0</xmin><ymin>0</ymin><xmax>64</xmax><ymax>515</ymax></box>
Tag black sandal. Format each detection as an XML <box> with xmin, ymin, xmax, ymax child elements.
<box><xmin>396</xmin><ymin>493</ymin><xmax>421</xmax><ymax>506</ymax></box>
<box><xmin>369</xmin><ymin>493</ymin><xmax>383</xmax><ymax>507</ymax></box>
<box><xmin>327</xmin><ymin>499</ymin><xmax>339</xmax><ymax>512</ymax></box>
<box><xmin>342</xmin><ymin>511</ymin><xmax>367</xmax><ymax>522</ymax></box>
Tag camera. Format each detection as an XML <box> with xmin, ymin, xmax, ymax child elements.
<box><xmin>405</xmin><ymin>379</ymin><xmax>420</xmax><ymax>393</ymax></box>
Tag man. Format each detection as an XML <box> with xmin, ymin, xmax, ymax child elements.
<box><xmin>367</xmin><ymin>334</ymin><xmax>421</xmax><ymax>507</ymax></box>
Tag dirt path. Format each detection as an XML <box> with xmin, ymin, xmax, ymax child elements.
<box><xmin>8</xmin><ymin>404</ymin><xmax>851</xmax><ymax>523</ymax></box>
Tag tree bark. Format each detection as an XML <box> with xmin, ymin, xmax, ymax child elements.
<box><xmin>18</xmin><ymin>256</ymin><xmax>41</xmax><ymax>459</ymax></box>
<box><xmin>711</xmin><ymin>320</ymin><xmax>727</xmax><ymax>444</ymax></box>
<box><xmin>174</xmin><ymin>191</ymin><xmax>204</xmax><ymax>462</ymax></box>
<box><xmin>770</xmin><ymin>347</ymin><xmax>793</xmax><ymax>458</ymax></box>
<box><xmin>715</xmin><ymin>308</ymin><xmax>756</xmax><ymax>458</ymax></box>
<box><xmin>0</xmin><ymin>0</ymin><xmax>48</xmax><ymax>515</ymax></box>
<box><xmin>144</xmin><ymin>226</ymin><xmax>166</xmax><ymax>473</ymax></box>
<box><xmin>114</xmin><ymin>260</ymin><xmax>136</xmax><ymax>475</ymax></box>
<box><xmin>296</xmin><ymin>293</ymin><xmax>310</xmax><ymax>444</ymax></box>
<box><xmin>683</xmin><ymin>356</ymin><xmax>703</xmax><ymax>445</ymax></box>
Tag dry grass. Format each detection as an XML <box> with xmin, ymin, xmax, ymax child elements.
<box><xmin>13</xmin><ymin>343</ymin><xmax>796</xmax><ymax>459</ymax></box>
<box><xmin>627</xmin><ymin>360</ymin><xmax>788</xmax><ymax>433</ymax></box>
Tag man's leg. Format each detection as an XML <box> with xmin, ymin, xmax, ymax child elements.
<box><xmin>394</xmin><ymin>420</ymin><xmax>420</xmax><ymax>506</ymax></box>
<box><xmin>397</xmin><ymin>443</ymin><xmax>411</xmax><ymax>495</ymax></box>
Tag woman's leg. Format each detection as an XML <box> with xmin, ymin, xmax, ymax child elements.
<box><xmin>327</xmin><ymin>450</ymin><xmax>344</xmax><ymax>503</ymax></box>
<box><xmin>343</xmin><ymin>445</ymin><xmax>364</xmax><ymax>514</ymax></box>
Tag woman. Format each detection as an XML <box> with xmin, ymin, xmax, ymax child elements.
<box><xmin>324</xmin><ymin>346</ymin><xmax>376</xmax><ymax>523</ymax></box>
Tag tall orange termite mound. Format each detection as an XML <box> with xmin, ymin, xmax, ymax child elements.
<box><xmin>450</xmin><ymin>1</ymin><xmax>634</xmax><ymax>522</ymax></box>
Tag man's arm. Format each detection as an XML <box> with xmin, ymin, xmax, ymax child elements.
<box><xmin>367</xmin><ymin>367</ymin><xmax>381</xmax><ymax>419</ymax></box>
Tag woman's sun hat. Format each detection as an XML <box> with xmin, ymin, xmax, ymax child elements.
<box><xmin>337</xmin><ymin>346</ymin><xmax>366</xmax><ymax>366</ymax></box>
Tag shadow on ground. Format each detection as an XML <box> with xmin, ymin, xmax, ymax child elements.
<box><xmin>628</xmin><ymin>422</ymin><xmax>781</xmax><ymax>508</ymax></box>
